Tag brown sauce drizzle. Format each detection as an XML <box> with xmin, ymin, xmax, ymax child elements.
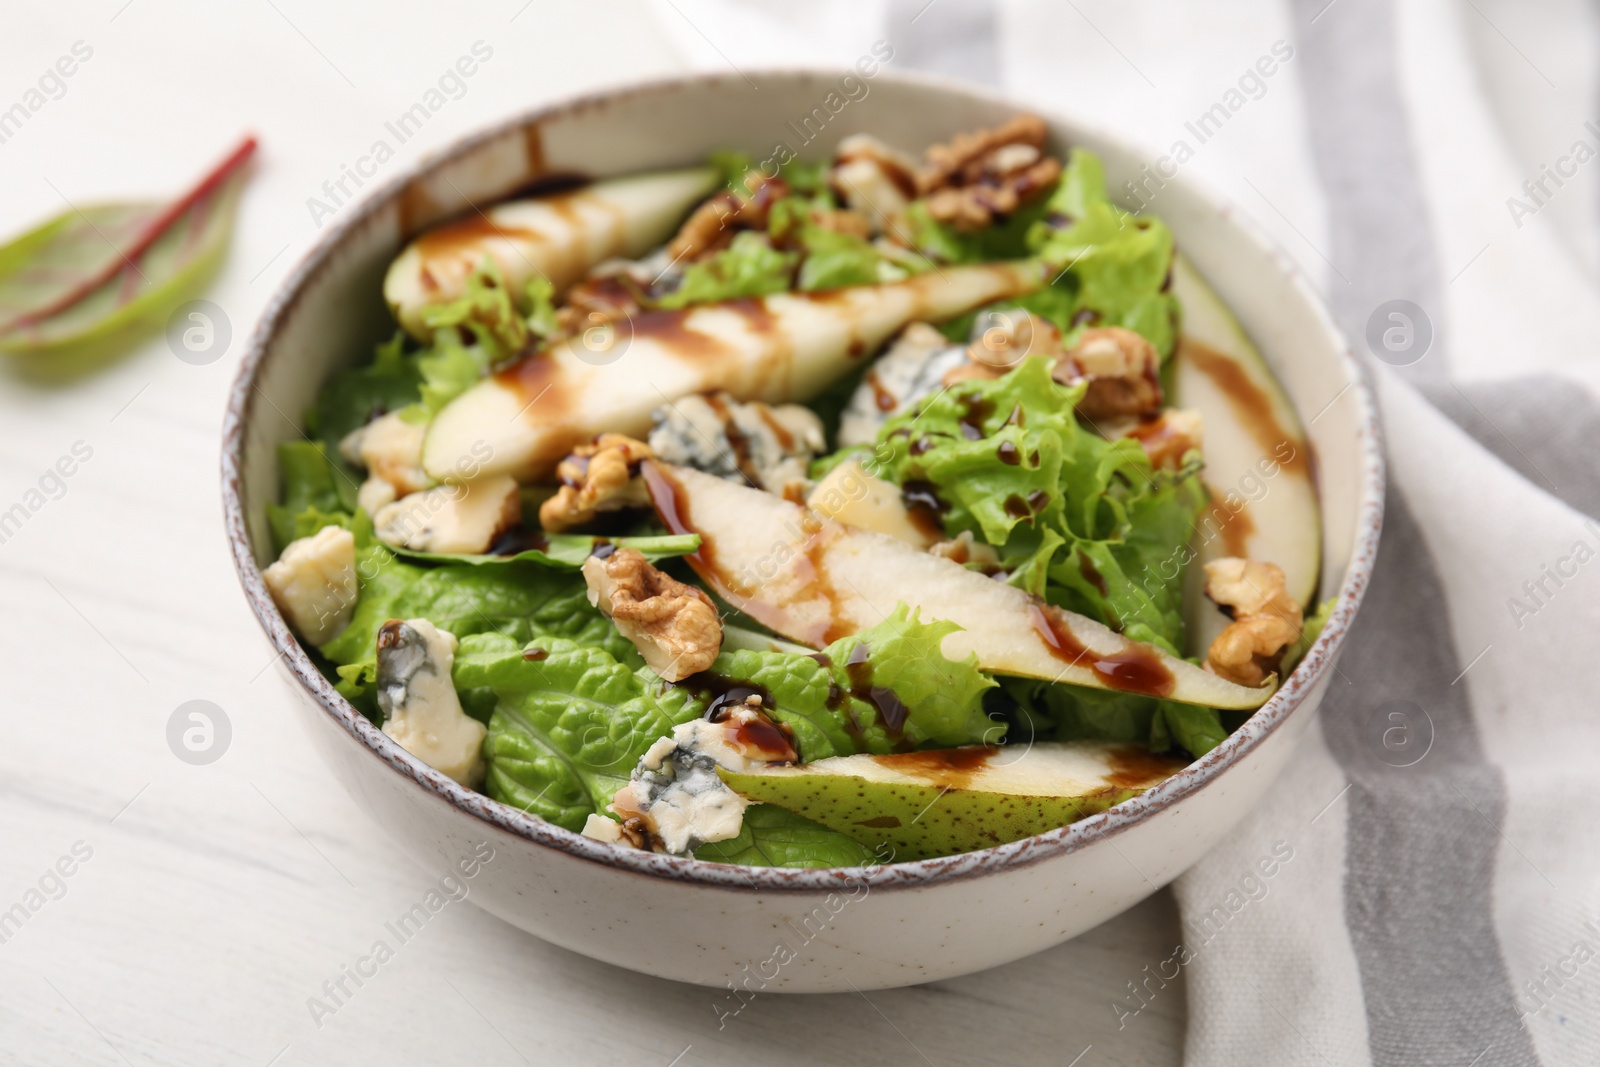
<box><xmin>412</xmin><ymin>215</ymin><xmax>544</xmax><ymax>266</ymax></box>
<box><xmin>1078</xmin><ymin>552</ymin><xmax>1108</xmax><ymax>596</ymax></box>
<box><xmin>678</xmin><ymin>674</ymin><xmax>799</xmax><ymax>762</ymax></box>
<box><xmin>900</xmin><ymin>480</ymin><xmax>948</xmax><ymax>540</ymax></box>
<box><xmin>630</xmin><ymin>308</ymin><xmax>736</xmax><ymax>363</ymax></box>
<box><xmin>842</xmin><ymin>642</ymin><xmax>911</xmax><ymax>737</ymax></box>
<box><xmin>1004</xmin><ymin>495</ymin><xmax>1031</xmax><ymax>519</ymax></box>
<box><xmin>1102</xmin><ymin>744</ymin><xmax>1187</xmax><ymax>789</ymax></box>
<box><xmin>882</xmin><ymin>746</ymin><xmax>995</xmax><ymax>791</ymax></box>
<box><xmin>997</xmin><ymin>440</ymin><xmax>1021</xmax><ymax>465</ymax></box>
<box><xmin>522</xmin><ymin>647</ymin><xmax>549</xmax><ymax>662</ymax></box>
<box><xmin>1214</xmin><ymin>492</ymin><xmax>1257</xmax><ymax>558</ymax></box>
<box><xmin>868</xmin><ymin>371</ymin><xmax>898</xmax><ymax>412</ymax></box>
<box><xmin>1179</xmin><ymin>337</ymin><xmax>1308</xmax><ymax>478</ymax></box>
<box><xmin>1028</xmin><ymin>604</ymin><xmax>1175</xmax><ymax>698</ymax></box>
<box><xmin>958</xmin><ymin>395</ymin><xmax>995</xmax><ymax>440</ymax></box>
<box><xmin>487</xmin><ymin>528</ymin><xmax>551</xmax><ymax>556</ymax></box>
<box><xmin>703</xmin><ymin>392</ymin><xmax>758</xmax><ymax>484</ymax></box>
<box><xmin>641</xmin><ymin>462</ymin><xmax>716</xmax><ymax>578</ymax></box>
<box><xmin>754</xmin><ymin>406</ymin><xmax>795</xmax><ymax>451</ymax></box>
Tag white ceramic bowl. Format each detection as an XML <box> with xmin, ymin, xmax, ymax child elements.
<box><xmin>223</xmin><ymin>70</ymin><xmax>1382</xmax><ymax>992</ymax></box>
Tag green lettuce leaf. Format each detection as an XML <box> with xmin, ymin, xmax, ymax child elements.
<box><xmin>1023</xmin><ymin>149</ymin><xmax>1179</xmax><ymax>357</ymax></box>
<box><xmin>389</xmin><ymin>533</ymin><xmax>701</xmax><ymax>570</ymax></box>
<box><xmin>268</xmin><ymin>441</ymin><xmax>359</xmax><ymax>552</ymax></box>
<box><xmin>703</xmin><ymin>604</ymin><xmax>999</xmax><ymax>761</ymax></box>
<box><xmin>870</xmin><ymin>357</ymin><xmax>1204</xmax><ymax>655</ymax></box>
<box><xmin>456</xmin><ymin>632</ymin><xmax>707</xmax><ymax>830</ymax></box>
<box><xmin>1284</xmin><ymin>596</ymin><xmax>1336</xmax><ymax>675</ymax></box>
<box><xmin>694</xmin><ymin>804</ymin><xmax>876</xmax><ymax>868</ymax></box>
<box><xmin>998</xmin><ymin>677</ymin><xmax>1226</xmax><ymax>759</ymax></box>
<box><xmin>310</xmin><ymin>332</ymin><xmax>423</xmax><ymax>452</ymax></box>
<box><xmin>656</xmin><ymin>232</ymin><xmax>798</xmax><ymax>309</ymax></box>
<box><xmin>319</xmin><ymin>549</ymin><xmax>631</xmax><ymax>665</ymax></box>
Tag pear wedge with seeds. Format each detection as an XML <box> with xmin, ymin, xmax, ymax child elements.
<box><xmin>720</xmin><ymin>742</ymin><xmax>1186</xmax><ymax>861</ymax></box>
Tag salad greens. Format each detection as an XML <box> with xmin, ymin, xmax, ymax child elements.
<box><xmin>261</xmin><ymin>114</ymin><xmax>1322</xmax><ymax>869</ymax></box>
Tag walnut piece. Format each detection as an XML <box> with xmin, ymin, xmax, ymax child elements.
<box><xmin>1102</xmin><ymin>409</ymin><xmax>1204</xmax><ymax>471</ymax></box>
<box><xmin>667</xmin><ymin>172</ymin><xmax>791</xmax><ymax>262</ymax></box>
<box><xmin>582</xmin><ymin>548</ymin><xmax>723</xmax><ymax>682</ymax></box>
<box><xmin>831</xmin><ymin>134</ymin><xmax>920</xmax><ymax>238</ymax></box>
<box><xmin>918</xmin><ymin>114</ymin><xmax>1062</xmax><ymax>233</ymax></box>
<box><xmin>967</xmin><ymin>308</ymin><xmax>1065</xmax><ymax>372</ymax></box>
<box><xmin>1203</xmin><ymin>558</ymin><xmax>1303</xmax><ymax>686</ymax></box>
<box><xmin>539</xmin><ymin>434</ymin><xmax>655</xmax><ymax>533</ymax></box>
<box><xmin>1054</xmin><ymin>327</ymin><xmax>1164</xmax><ymax>421</ymax></box>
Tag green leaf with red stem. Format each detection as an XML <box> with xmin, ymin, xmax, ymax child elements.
<box><xmin>0</xmin><ymin>136</ymin><xmax>257</xmax><ymax>353</ymax></box>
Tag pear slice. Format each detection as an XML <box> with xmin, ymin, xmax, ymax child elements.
<box><xmin>720</xmin><ymin>742</ymin><xmax>1186</xmax><ymax>861</ymax></box>
<box><xmin>1170</xmin><ymin>255</ymin><xmax>1322</xmax><ymax>655</ymax></box>
<box><xmin>643</xmin><ymin>462</ymin><xmax>1274</xmax><ymax>709</ymax></box>
<box><xmin>384</xmin><ymin>167</ymin><xmax>720</xmax><ymax>338</ymax></box>
<box><xmin>422</xmin><ymin>261</ymin><xmax>1043</xmax><ymax>484</ymax></box>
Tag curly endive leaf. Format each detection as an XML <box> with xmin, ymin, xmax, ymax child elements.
<box><xmin>0</xmin><ymin>136</ymin><xmax>255</xmax><ymax>353</ymax></box>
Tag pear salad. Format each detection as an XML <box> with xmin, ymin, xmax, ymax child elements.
<box><xmin>263</xmin><ymin>115</ymin><xmax>1328</xmax><ymax>868</ymax></box>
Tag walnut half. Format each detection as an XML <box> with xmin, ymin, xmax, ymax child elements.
<box><xmin>539</xmin><ymin>434</ymin><xmax>654</xmax><ymax>533</ymax></box>
<box><xmin>1203</xmin><ymin>558</ymin><xmax>1303</xmax><ymax>687</ymax></box>
<box><xmin>919</xmin><ymin>114</ymin><xmax>1062</xmax><ymax>233</ymax></box>
<box><xmin>1054</xmin><ymin>327</ymin><xmax>1165</xmax><ymax>421</ymax></box>
<box><xmin>582</xmin><ymin>548</ymin><xmax>723</xmax><ymax>682</ymax></box>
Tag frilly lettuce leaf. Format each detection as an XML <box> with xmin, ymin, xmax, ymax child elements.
<box><xmin>656</xmin><ymin>231</ymin><xmax>798</xmax><ymax>309</ymax></box>
<box><xmin>903</xmin><ymin>148</ymin><xmax>1178</xmax><ymax>359</ymax></box>
<box><xmin>694</xmin><ymin>804</ymin><xmax>876</xmax><ymax>868</ymax></box>
<box><xmin>1024</xmin><ymin>150</ymin><xmax>1178</xmax><ymax>357</ymax></box>
<box><xmin>455</xmin><ymin>633</ymin><xmax>707</xmax><ymax>831</ymax></box>
<box><xmin>706</xmin><ymin>604</ymin><xmax>999</xmax><ymax>761</ymax></box>
<box><xmin>871</xmin><ymin>356</ymin><xmax>1203</xmax><ymax>656</ymax></box>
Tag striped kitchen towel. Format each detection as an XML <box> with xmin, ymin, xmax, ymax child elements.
<box><xmin>652</xmin><ymin>1</ymin><xmax>1600</xmax><ymax>1063</ymax></box>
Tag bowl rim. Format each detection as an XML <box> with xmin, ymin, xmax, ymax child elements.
<box><xmin>221</xmin><ymin>66</ymin><xmax>1385</xmax><ymax>894</ymax></box>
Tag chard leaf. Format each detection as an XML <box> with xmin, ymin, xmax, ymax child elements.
<box><xmin>0</xmin><ymin>137</ymin><xmax>255</xmax><ymax>353</ymax></box>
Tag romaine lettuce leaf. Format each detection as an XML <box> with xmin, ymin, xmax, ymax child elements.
<box><xmin>310</xmin><ymin>332</ymin><xmax>422</xmax><ymax>453</ymax></box>
<box><xmin>268</xmin><ymin>441</ymin><xmax>359</xmax><ymax>552</ymax></box>
<box><xmin>694</xmin><ymin>804</ymin><xmax>876</xmax><ymax>868</ymax></box>
<box><xmin>998</xmin><ymin>677</ymin><xmax>1226</xmax><ymax>759</ymax></box>
<box><xmin>456</xmin><ymin>633</ymin><xmax>707</xmax><ymax>830</ymax></box>
<box><xmin>319</xmin><ymin>550</ymin><xmax>631</xmax><ymax>666</ymax></box>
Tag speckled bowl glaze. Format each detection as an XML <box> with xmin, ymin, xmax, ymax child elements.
<box><xmin>222</xmin><ymin>70</ymin><xmax>1383</xmax><ymax>992</ymax></box>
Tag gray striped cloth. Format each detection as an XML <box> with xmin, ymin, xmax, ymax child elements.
<box><xmin>655</xmin><ymin>2</ymin><xmax>1600</xmax><ymax>1062</ymax></box>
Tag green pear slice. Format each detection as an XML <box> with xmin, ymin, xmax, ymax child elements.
<box><xmin>720</xmin><ymin>742</ymin><xmax>1187</xmax><ymax>861</ymax></box>
<box><xmin>384</xmin><ymin>167</ymin><xmax>720</xmax><ymax>338</ymax></box>
<box><xmin>1170</xmin><ymin>255</ymin><xmax>1322</xmax><ymax>655</ymax></box>
<box><xmin>422</xmin><ymin>261</ymin><xmax>1043</xmax><ymax>484</ymax></box>
<box><xmin>643</xmin><ymin>462</ymin><xmax>1274</xmax><ymax>709</ymax></box>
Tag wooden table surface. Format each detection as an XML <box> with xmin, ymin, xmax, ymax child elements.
<box><xmin>0</xmin><ymin>4</ymin><xmax>1186</xmax><ymax>1063</ymax></box>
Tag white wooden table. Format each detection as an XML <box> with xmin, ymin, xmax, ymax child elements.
<box><xmin>0</xmin><ymin>4</ymin><xmax>1185</xmax><ymax>1062</ymax></box>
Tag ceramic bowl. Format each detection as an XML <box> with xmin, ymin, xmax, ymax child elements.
<box><xmin>222</xmin><ymin>70</ymin><xmax>1382</xmax><ymax>992</ymax></box>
